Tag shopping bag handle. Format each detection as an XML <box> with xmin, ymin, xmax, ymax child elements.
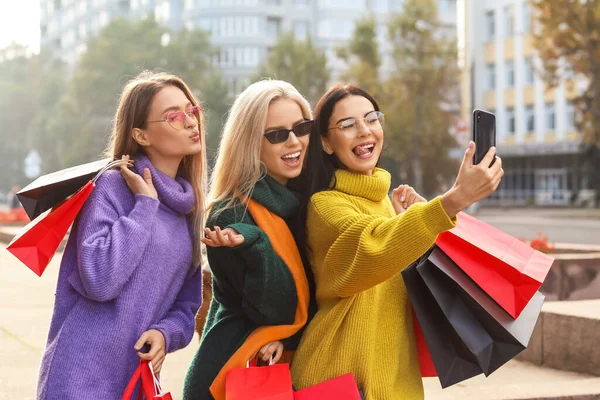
<box><xmin>246</xmin><ymin>356</ymin><xmax>275</xmax><ymax>368</ymax></box>
<box><xmin>121</xmin><ymin>362</ymin><xmax>143</xmax><ymax>400</ymax></box>
<box><xmin>148</xmin><ymin>361</ymin><xmax>165</xmax><ymax>396</ymax></box>
<box><xmin>92</xmin><ymin>159</ymin><xmax>129</xmax><ymax>183</ymax></box>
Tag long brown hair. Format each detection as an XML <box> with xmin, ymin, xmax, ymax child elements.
<box><xmin>105</xmin><ymin>70</ymin><xmax>207</xmax><ymax>267</ymax></box>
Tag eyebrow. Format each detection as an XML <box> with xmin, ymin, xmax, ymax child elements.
<box><xmin>334</xmin><ymin>110</ymin><xmax>376</xmax><ymax>126</ymax></box>
<box><xmin>161</xmin><ymin>102</ymin><xmax>193</xmax><ymax>116</ymax></box>
<box><xmin>265</xmin><ymin>117</ymin><xmax>306</xmax><ymax>132</ymax></box>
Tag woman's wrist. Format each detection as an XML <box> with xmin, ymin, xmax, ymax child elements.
<box><xmin>441</xmin><ymin>187</ymin><xmax>468</xmax><ymax>219</ymax></box>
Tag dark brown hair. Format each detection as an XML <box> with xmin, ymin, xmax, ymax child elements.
<box><xmin>290</xmin><ymin>84</ymin><xmax>381</xmax><ymax>197</ymax></box>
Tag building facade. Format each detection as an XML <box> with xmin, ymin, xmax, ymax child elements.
<box><xmin>40</xmin><ymin>0</ymin><xmax>457</xmax><ymax>94</ymax></box>
<box><xmin>466</xmin><ymin>0</ymin><xmax>592</xmax><ymax>207</ymax></box>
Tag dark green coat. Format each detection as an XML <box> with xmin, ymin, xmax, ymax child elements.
<box><xmin>183</xmin><ymin>176</ymin><xmax>316</xmax><ymax>400</ymax></box>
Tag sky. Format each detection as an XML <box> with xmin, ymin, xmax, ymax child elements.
<box><xmin>0</xmin><ymin>0</ymin><xmax>40</xmax><ymax>52</ymax></box>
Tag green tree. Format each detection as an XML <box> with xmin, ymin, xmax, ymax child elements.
<box><xmin>384</xmin><ymin>0</ymin><xmax>459</xmax><ymax>196</ymax></box>
<box><xmin>336</xmin><ymin>17</ymin><xmax>383</xmax><ymax>98</ymax></box>
<box><xmin>0</xmin><ymin>46</ymin><xmax>66</xmax><ymax>192</ymax></box>
<box><xmin>531</xmin><ymin>0</ymin><xmax>600</xmax><ymax>145</ymax></box>
<box><xmin>531</xmin><ymin>0</ymin><xmax>600</xmax><ymax>203</ymax></box>
<box><xmin>255</xmin><ymin>32</ymin><xmax>331</xmax><ymax>105</ymax></box>
<box><xmin>45</xmin><ymin>18</ymin><xmax>229</xmax><ymax>170</ymax></box>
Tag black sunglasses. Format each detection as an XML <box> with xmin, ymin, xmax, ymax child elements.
<box><xmin>264</xmin><ymin>119</ymin><xmax>314</xmax><ymax>144</ymax></box>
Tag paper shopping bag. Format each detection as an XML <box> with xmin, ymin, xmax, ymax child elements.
<box><xmin>293</xmin><ymin>373</ymin><xmax>361</xmax><ymax>400</ymax></box>
<box><xmin>417</xmin><ymin>247</ymin><xmax>545</xmax><ymax>377</ymax></box>
<box><xmin>17</xmin><ymin>158</ymin><xmax>112</xmax><ymax>220</ymax></box>
<box><xmin>7</xmin><ymin>160</ymin><xmax>124</xmax><ymax>276</ymax></box>
<box><xmin>225</xmin><ymin>362</ymin><xmax>293</xmax><ymax>400</ymax></box>
<box><xmin>436</xmin><ymin>212</ymin><xmax>553</xmax><ymax>318</ymax></box>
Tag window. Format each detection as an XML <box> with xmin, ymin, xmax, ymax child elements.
<box><xmin>525</xmin><ymin>105</ymin><xmax>535</xmax><ymax>132</ymax></box>
<box><xmin>566</xmin><ymin>102</ymin><xmax>576</xmax><ymax>130</ymax></box>
<box><xmin>267</xmin><ymin>17</ymin><xmax>281</xmax><ymax>37</ymax></box>
<box><xmin>373</xmin><ymin>0</ymin><xmax>387</xmax><ymax>11</ymax></box>
<box><xmin>505</xmin><ymin>60</ymin><xmax>515</xmax><ymax>87</ymax></box>
<box><xmin>486</xmin><ymin>63</ymin><xmax>495</xmax><ymax>90</ymax></box>
<box><xmin>295</xmin><ymin>0</ymin><xmax>309</xmax><ymax>5</ymax></box>
<box><xmin>504</xmin><ymin>5</ymin><xmax>514</xmax><ymax>37</ymax></box>
<box><xmin>294</xmin><ymin>21</ymin><xmax>309</xmax><ymax>40</ymax></box>
<box><xmin>506</xmin><ymin>108</ymin><xmax>515</xmax><ymax>135</ymax></box>
<box><xmin>545</xmin><ymin>102</ymin><xmax>556</xmax><ymax>131</ymax></box>
<box><xmin>265</xmin><ymin>0</ymin><xmax>282</xmax><ymax>4</ymax></box>
<box><xmin>524</xmin><ymin>56</ymin><xmax>534</xmax><ymax>85</ymax></box>
<box><xmin>485</xmin><ymin>10</ymin><xmax>495</xmax><ymax>40</ymax></box>
<box><xmin>522</xmin><ymin>1</ymin><xmax>531</xmax><ymax>33</ymax></box>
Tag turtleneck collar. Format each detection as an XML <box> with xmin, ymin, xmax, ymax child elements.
<box><xmin>332</xmin><ymin>168</ymin><xmax>391</xmax><ymax>202</ymax></box>
<box><xmin>133</xmin><ymin>154</ymin><xmax>195</xmax><ymax>215</ymax></box>
<box><xmin>251</xmin><ymin>174</ymin><xmax>301</xmax><ymax>219</ymax></box>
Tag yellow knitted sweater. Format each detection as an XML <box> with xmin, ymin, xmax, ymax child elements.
<box><xmin>290</xmin><ymin>168</ymin><xmax>456</xmax><ymax>400</ymax></box>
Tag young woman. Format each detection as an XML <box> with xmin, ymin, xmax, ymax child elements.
<box><xmin>290</xmin><ymin>85</ymin><xmax>504</xmax><ymax>400</ymax></box>
<box><xmin>37</xmin><ymin>71</ymin><xmax>206</xmax><ymax>399</ymax></box>
<box><xmin>183</xmin><ymin>80</ymin><xmax>316</xmax><ymax>400</ymax></box>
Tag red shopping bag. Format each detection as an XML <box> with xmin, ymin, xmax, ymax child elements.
<box><xmin>412</xmin><ymin>310</ymin><xmax>436</xmax><ymax>378</ymax></box>
<box><xmin>436</xmin><ymin>212</ymin><xmax>554</xmax><ymax>319</ymax></box>
<box><xmin>122</xmin><ymin>360</ymin><xmax>173</xmax><ymax>400</ymax></box>
<box><xmin>225</xmin><ymin>360</ymin><xmax>294</xmax><ymax>400</ymax></box>
<box><xmin>6</xmin><ymin>160</ymin><xmax>124</xmax><ymax>276</ymax></box>
<box><xmin>294</xmin><ymin>373</ymin><xmax>361</xmax><ymax>400</ymax></box>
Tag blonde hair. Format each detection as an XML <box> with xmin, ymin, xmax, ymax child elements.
<box><xmin>105</xmin><ymin>70</ymin><xmax>207</xmax><ymax>267</ymax></box>
<box><xmin>208</xmin><ymin>79</ymin><xmax>312</xmax><ymax>214</ymax></box>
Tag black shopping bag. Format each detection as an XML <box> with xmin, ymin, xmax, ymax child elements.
<box><xmin>17</xmin><ymin>158</ymin><xmax>112</xmax><ymax>220</ymax></box>
<box><xmin>402</xmin><ymin>251</ymin><xmax>484</xmax><ymax>388</ymax></box>
<box><xmin>417</xmin><ymin>247</ymin><xmax>544</xmax><ymax>377</ymax></box>
<box><xmin>403</xmin><ymin>247</ymin><xmax>545</xmax><ymax>388</ymax></box>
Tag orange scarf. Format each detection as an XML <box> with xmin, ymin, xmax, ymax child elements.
<box><xmin>209</xmin><ymin>198</ymin><xmax>310</xmax><ymax>400</ymax></box>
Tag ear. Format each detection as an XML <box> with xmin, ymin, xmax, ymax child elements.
<box><xmin>132</xmin><ymin>128</ymin><xmax>151</xmax><ymax>147</ymax></box>
<box><xmin>321</xmin><ymin>136</ymin><xmax>334</xmax><ymax>155</ymax></box>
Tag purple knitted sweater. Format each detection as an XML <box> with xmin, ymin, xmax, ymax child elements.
<box><xmin>37</xmin><ymin>155</ymin><xmax>203</xmax><ymax>399</ymax></box>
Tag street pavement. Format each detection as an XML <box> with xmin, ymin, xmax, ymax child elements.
<box><xmin>475</xmin><ymin>208</ymin><xmax>600</xmax><ymax>245</ymax></box>
<box><xmin>2</xmin><ymin>247</ymin><xmax>600</xmax><ymax>399</ymax></box>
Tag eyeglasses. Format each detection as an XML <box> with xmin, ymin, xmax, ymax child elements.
<box><xmin>147</xmin><ymin>105</ymin><xmax>203</xmax><ymax>131</ymax></box>
<box><xmin>264</xmin><ymin>119</ymin><xmax>314</xmax><ymax>144</ymax></box>
<box><xmin>328</xmin><ymin>111</ymin><xmax>385</xmax><ymax>139</ymax></box>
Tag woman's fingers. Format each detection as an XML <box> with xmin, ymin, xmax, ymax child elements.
<box><xmin>205</xmin><ymin>227</ymin><xmax>222</xmax><ymax>245</ymax></box>
<box><xmin>214</xmin><ymin>226</ymin><xmax>229</xmax><ymax>245</ymax></box>
<box><xmin>272</xmin><ymin>343</ymin><xmax>284</xmax><ymax>364</ymax></box>
<box><xmin>152</xmin><ymin>354</ymin><xmax>165</xmax><ymax>374</ymax></box>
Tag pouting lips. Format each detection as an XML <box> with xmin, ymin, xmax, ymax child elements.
<box><xmin>353</xmin><ymin>143</ymin><xmax>375</xmax><ymax>156</ymax></box>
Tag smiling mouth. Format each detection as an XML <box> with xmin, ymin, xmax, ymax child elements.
<box><xmin>281</xmin><ymin>151</ymin><xmax>301</xmax><ymax>166</ymax></box>
<box><xmin>353</xmin><ymin>143</ymin><xmax>375</xmax><ymax>158</ymax></box>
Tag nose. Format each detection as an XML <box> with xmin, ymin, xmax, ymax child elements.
<box><xmin>356</xmin><ymin>120</ymin><xmax>371</xmax><ymax>137</ymax></box>
<box><xmin>184</xmin><ymin>114</ymin><xmax>198</xmax><ymax>129</ymax></box>
<box><xmin>285</xmin><ymin>131</ymin><xmax>300</xmax><ymax>146</ymax></box>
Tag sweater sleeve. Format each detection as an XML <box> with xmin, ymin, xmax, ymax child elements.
<box><xmin>205</xmin><ymin>203</ymin><xmax>297</xmax><ymax>328</ymax></box>
<box><xmin>215</xmin><ymin>221</ymin><xmax>297</xmax><ymax>328</ymax></box>
<box><xmin>311</xmin><ymin>194</ymin><xmax>456</xmax><ymax>298</ymax></box>
<box><xmin>150</xmin><ymin>265</ymin><xmax>203</xmax><ymax>353</ymax></box>
<box><xmin>70</xmin><ymin>187</ymin><xmax>160</xmax><ymax>302</ymax></box>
